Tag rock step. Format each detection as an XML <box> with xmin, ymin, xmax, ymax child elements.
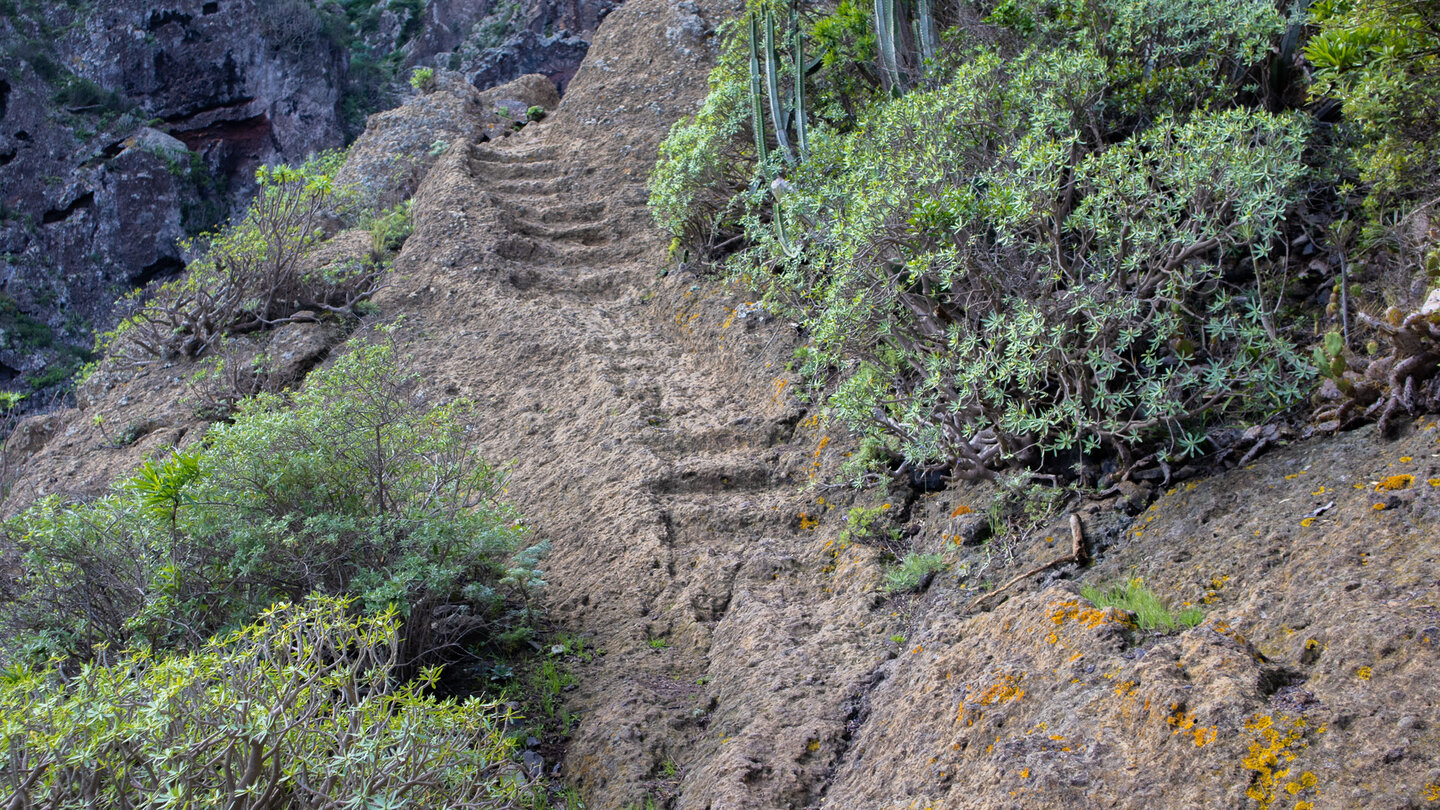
<box><xmin>494</xmin><ymin>199</ymin><xmax>607</xmax><ymax>225</ymax></box>
<box><xmin>469</xmin><ymin>159</ymin><xmax>563</xmax><ymax>180</ymax></box>
<box><xmin>501</xmin><ymin>218</ymin><xmax>613</xmax><ymax>246</ymax></box>
<box><xmin>471</xmin><ymin>144</ymin><xmax>560</xmax><ymax>164</ymax></box>
<box><xmin>485</xmin><ymin>178</ymin><xmax>572</xmax><ymax>197</ymax></box>
<box><xmin>645</xmin><ymin>451</ymin><xmax>790</xmax><ymax>496</ymax></box>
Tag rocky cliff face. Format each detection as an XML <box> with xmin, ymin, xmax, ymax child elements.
<box><xmin>5</xmin><ymin>0</ymin><xmax>1438</xmax><ymax>807</ymax></box>
<box><xmin>0</xmin><ymin>0</ymin><xmax>612</xmax><ymax>400</ymax></box>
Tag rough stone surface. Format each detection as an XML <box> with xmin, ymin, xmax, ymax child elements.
<box><xmin>5</xmin><ymin>1</ymin><xmax>1440</xmax><ymax>809</ymax></box>
<box><xmin>0</xmin><ymin>0</ymin><xmax>604</xmax><ymax>400</ymax></box>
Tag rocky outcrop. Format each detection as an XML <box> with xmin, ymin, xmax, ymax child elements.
<box><xmin>339</xmin><ymin>71</ymin><xmax>561</xmax><ymax>209</ymax></box>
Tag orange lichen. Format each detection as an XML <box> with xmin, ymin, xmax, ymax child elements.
<box><xmin>1373</xmin><ymin>502</ymin><xmax>1388</xmax><ymax>511</ymax></box>
<box><xmin>1048</xmin><ymin>599</ymin><xmax>1136</xmax><ymax>630</ymax></box>
<box><xmin>950</xmin><ymin>505</ymin><xmax>973</xmax><ymax>518</ymax></box>
<box><xmin>1356</xmin><ymin>666</ymin><xmax>1372</xmax><ymax>681</ymax></box>
<box><xmin>958</xmin><ymin>673</ymin><xmax>1027</xmax><ymax>726</ymax></box>
<box><xmin>1376</xmin><ymin>474</ymin><xmax>1414</xmax><ymax>492</ymax></box>
<box><xmin>1422</xmin><ymin>783</ymin><xmax>1440</xmax><ymax>801</ymax></box>
<box><xmin>1299</xmin><ymin>517</ymin><xmax>1316</xmax><ymax>528</ymax></box>
<box><xmin>1400</xmin><ymin>456</ymin><xmax>1413</xmax><ymax>462</ymax></box>
<box><xmin>1242</xmin><ymin>714</ymin><xmax>1315</xmax><ymax>808</ymax></box>
<box><xmin>799</xmin><ymin>513</ymin><xmax>819</xmax><ymax>531</ymax></box>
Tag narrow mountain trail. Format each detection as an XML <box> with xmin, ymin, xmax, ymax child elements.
<box><xmin>367</xmin><ymin>2</ymin><xmax>902</xmax><ymax>805</ymax></box>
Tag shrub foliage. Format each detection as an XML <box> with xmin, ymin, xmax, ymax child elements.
<box><xmin>653</xmin><ymin>0</ymin><xmax>1318</xmax><ymax>482</ymax></box>
<box><xmin>114</xmin><ymin>153</ymin><xmax>381</xmax><ymax>361</ymax></box>
<box><xmin>0</xmin><ymin>598</ymin><xmax>529</xmax><ymax>808</ymax></box>
<box><xmin>1</xmin><ymin>337</ymin><xmax>535</xmax><ymax>663</ymax></box>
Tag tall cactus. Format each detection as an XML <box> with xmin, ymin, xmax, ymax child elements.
<box><xmin>748</xmin><ymin>1</ymin><xmax>809</xmax><ymax>167</ymax></box>
<box><xmin>874</xmin><ymin>0</ymin><xmax>902</xmax><ymax>91</ymax></box>
<box><xmin>749</xmin><ymin>13</ymin><xmax>769</xmax><ymax>166</ymax></box>
<box><xmin>915</xmin><ymin>0</ymin><xmax>939</xmax><ymax>67</ymax></box>
<box><xmin>764</xmin><ymin>12</ymin><xmax>796</xmax><ymax>163</ymax></box>
<box><xmin>792</xmin><ymin>5</ymin><xmax>809</xmax><ymax>160</ymax></box>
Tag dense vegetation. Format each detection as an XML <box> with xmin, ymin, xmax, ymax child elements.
<box><xmin>1</xmin><ymin>599</ymin><xmax>529</xmax><ymax>808</ymax></box>
<box><xmin>0</xmin><ymin>336</ymin><xmax>563</xmax><ymax>806</ymax></box>
<box><xmin>651</xmin><ymin>0</ymin><xmax>1440</xmax><ymax>485</ymax></box>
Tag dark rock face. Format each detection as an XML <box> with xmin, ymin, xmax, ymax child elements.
<box><xmin>395</xmin><ymin>0</ymin><xmax>617</xmax><ymax>91</ymax></box>
<box><xmin>467</xmin><ymin>31</ymin><xmax>593</xmax><ymax>91</ymax></box>
<box><xmin>0</xmin><ymin>0</ymin><xmax>616</xmax><ymax>399</ymax></box>
<box><xmin>63</xmin><ymin>0</ymin><xmax>347</xmax><ymax>208</ymax></box>
<box><xmin>0</xmin><ymin>0</ymin><xmax>348</xmax><ymax>395</ymax></box>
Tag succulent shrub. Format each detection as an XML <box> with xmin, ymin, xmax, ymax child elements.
<box><xmin>1305</xmin><ymin>0</ymin><xmax>1440</xmax><ymax>225</ymax></box>
<box><xmin>652</xmin><ymin>0</ymin><xmax>1317</xmax><ymax>483</ymax></box>
<box><xmin>108</xmin><ymin>151</ymin><xmax>379</xmax><ymax>361</ymax></box>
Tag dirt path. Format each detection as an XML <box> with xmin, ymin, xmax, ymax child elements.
<box><xmin>367</xmin><ymin>2</ymin><xmax>899</xmax><ymax>806</ymax></box>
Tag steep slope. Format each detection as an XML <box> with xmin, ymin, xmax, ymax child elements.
<box><xmin>4</xmin><ymin>0</ymin><xmax>1438</xmax><ymax>807</ymax></box>
<box><xmin>364</xmin><ymin>3</ymin><xmax>905</xmax><ymax>805</ymax></box>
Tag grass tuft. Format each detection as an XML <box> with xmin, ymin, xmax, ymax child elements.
<box><xmin>1080</xmin><ymin>578</ymin><xmax>1203</xmax><ymax>631</ymax></box>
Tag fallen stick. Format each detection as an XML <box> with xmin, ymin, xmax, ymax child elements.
<box><xmin>970</xmin><ymin>513</ymin><xmax>1088</xmax><ymax>610</ymax></box>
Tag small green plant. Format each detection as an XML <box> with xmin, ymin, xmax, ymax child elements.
<box><xmin>409</xmin><ymin>66</ymin><xmax>436</xmax><ymax>93</ymax></box>
<box><xmin>527</xmin><ymin>105</ymin><xmax>547</xmax><ymax>121</ymax></box>
<box><xmin>1080</xmin><ymin>578</ymin><xmax>1204</xmax><ymax>631</ymax></box>
<box><xmin>838</xmin><ymin>503</ymin><xmax>891</xmax><ymax>546</ymax></box>
<box><xmin>889</xmin><ymin>633</ymin><xmax>905</xmax><ymax>644</ymax></box>
<box><xmin>882</xmin><ymin>551</ymin><xmax>947</xmax><ymax>594</ymax></box>
<box><xmin>647</xmin><ymin>637</ymin><xmax>670</xmax><ymax>651</ymax></box>
<box><xmin>661</xmin><ymin>758</ymin><xmax>679</xmax><ymax>778</ymax></box>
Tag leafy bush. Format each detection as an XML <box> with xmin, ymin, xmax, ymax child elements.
<box><xmin>410</xmin><ymin>65</ymin><xmax>437</xmax><ymax>92</ymax></box>
<box><xmin>1</xmin><ymin>337</ymin><xmax>537</xmax><ymax>662</ymax></box>
<box><xmin>1080</xmin><ymin>578</ymin><xmax>1203</xmax><ymax>630</ymax></box>
<box><xmin>112</xmin><ymin>152</ymin><xmax>379</xmax><ymax>360</ymax></box>
<box><xmin>1306</xmin><ymin>0</ymin><xmax>1440</xmax><ymax>223</ymax></box>
<box><xmin>648</xmin><ymin>18</ymin><xmax>758</xmax><ymax>255</ymax></box>
<box><xmin>0</xmin><ymin>597</ymin><xmax>532</xmax><ymax>808</ymax></box>
<box><xmin>882</xmin><ymin>551</ymin><xmax>947</xmax><ymax>593</ymax></box>
<box><xmin>653</xmin><ymin>0</ymin><xmax>1316</xmax><ymax>483</ymax></box>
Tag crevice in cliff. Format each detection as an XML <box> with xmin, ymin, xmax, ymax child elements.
<box><xmin>129</xmin><ymin>255</ymin><xmax>185</xmax><ymax>289</ymax></box>
<box><xmin>805</xmin><ymin>664</ymin><xmax>889</xmax><ymax>809</ymax></box>
<box><xmin>41</xmin><ymin>192</ymin><xmax>94</xmax><ymax>224</ymax></box>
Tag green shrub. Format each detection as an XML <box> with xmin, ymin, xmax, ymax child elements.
<box><xmin>0</xmin><ymin>597</ymin><xmax>531</xmax><ymax>808</ymax></box>
<box><xmin>648</xmin><ymin>17</ymin><xmax>758</xmax><ymax>254</ymax></box>
<box><xmin>409</xmin><ymin>65</ymin><xmax>437</xmax><ymax>92</ymax></box>
<box><xmin>1</xmin><ymin>337</ymin><xmax>538</xmax><ymax>662</ymax></box>
<box><xmin>527</xmin><ymin>104</ymin><xmax>547</xmax><ymax>122</ymax></box>
<box><xmin>1305</xmin><ymin>0</ymin><xmax>1440</xmax><ymax>224</ymax></box>
<box><xmin>112</xmin><ymin>151</ymin><xmax>376</xmax><ymax>360</ymax></box>
<box><xmin>653</xmin><ymin>0</ymin><xmax>1315</xmax><ymax>483</ymax></box>
<box><xmin>882</xmin><ymin>551</ymin><xmax>947</xmax><ymax>594</ymax></box>
<box><xmin>366</xmin><ymin>198</ymin><xmax>414</xmax><ymax>254</ymax></box>
<box><xmin>1080</xmin><ymin>578</ymin><xmax>1203</xmax><ymax>630</ymax></box>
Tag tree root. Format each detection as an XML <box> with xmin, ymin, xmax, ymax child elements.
<box><xmin>970</xmin><ymin>513</ymin><xmax>1088</xmax><ymax>611</ymax></box>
